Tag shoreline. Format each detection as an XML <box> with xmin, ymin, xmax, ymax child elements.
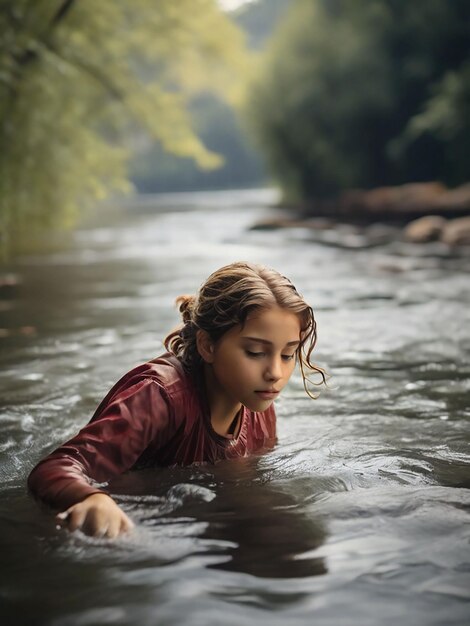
<box><xmin>258</xmin><ymin>182</ymin><xmax>470</xmax><ymax>246</ymax></box>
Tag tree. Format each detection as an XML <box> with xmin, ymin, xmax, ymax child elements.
<box><xmin>0</xmin><ymin>0</ymin><xmax>249</xmax><ymax>258</ymax></box>
<box><xmin>246</xmin><ymin>0</ymin><xmax>470</xmax><ymax>202</ymax></box>
<box><xmin>129</xmin><ymin>0</ymin><xmax>293</xmax><ymax>194</ymax></box>
<box><xmin>130</xmin><ymin>93</ymin><xmax>267</xmax><ymax>193</ymax></box>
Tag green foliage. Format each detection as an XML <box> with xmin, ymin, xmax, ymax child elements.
<box><xmin>391</xmin><ymin>61</ymin><xmax>470</xmax><ymax>186</ymax></box>
<box><xmin>130</xmin><ymin>0</ymin><xmax>293</xmax><ymax>194</ymax></box>
<box><xmin>130</xmin><ymin>94</ymin><xmax>266</xmax><ymax>192</ymax></box>
<box><xmin>247</xmin><ymin>0</ymin><xmax>470</xmax><ymax>201</ymax></box>
<box><xmin>0</xmin><ymin>0</ymin><xmax>249</xmax><ymax>258</ymax></box>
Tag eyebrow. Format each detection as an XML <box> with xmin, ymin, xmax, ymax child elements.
<box><xmin>241</xmin><ymin>336</ymin><xmax>300</xmax><ymax>347</ymax></box>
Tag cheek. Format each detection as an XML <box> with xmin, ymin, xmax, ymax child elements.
<box><xmin>215</xmin><ymin>350</ymin><xmax>251</xmax><ymax>380</ymax></box>
<box><xmin>285</xmin><ymin>361</ymin><xmax>297</xmax><ymax>378</ymax></box>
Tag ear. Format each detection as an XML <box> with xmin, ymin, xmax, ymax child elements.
<box><xmin>196</xmin><ymin>329</ymin><xmax>215</xmax><ymax>363</ymax></box>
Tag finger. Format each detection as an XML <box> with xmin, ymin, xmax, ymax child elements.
<box><xmin>95</xmin><ymin>523</ymin><xmax>110</xmax><ymax>539</ymax></box>
<box><xmin>105</xmin><ymin>520</ymin><xmax>120</xmax><ymax>539</ymax></box>
<box><xmin>55</xmin><ymin>510</ymin><xmax>70</xmax><ymax>528</ymax></box>
<box><xmin>123</xmin><ymin>511</ymin><xmax>134</xmax><ymax>527</ymax></box>
<box><xmin>106</xmin><ymin>512</ymin><xmax>133</xmax><ymax>538</ymax></box>
<box><xmin>120</xmin><ymin>513</ymin><xmax>135</xmax><ymax>534</ymax></box>
<box><xmin>67</xmin><ymin>508</ymin><xmax>87</xmax><ymax>532</ymax></box>
<box><xmin>82</xmin><ymin>511</ymin><xmax>107</xmax><ymax>537</ymax></box>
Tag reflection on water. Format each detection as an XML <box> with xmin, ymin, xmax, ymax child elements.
<box><xmin>0</xmin><ymin>189</ymin><xmax>469</xmax><ymax>625</ymax></box>
<box><xmin>202</xmin><ymin>482</ymin><xmax>327</xmax><ymax>579</ymax></box>
<box><xmin>109</xmin><ymin>458</ymin><xmax>327</xmax><ymax>580</ymax></box>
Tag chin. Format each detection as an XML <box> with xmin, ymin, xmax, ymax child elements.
<box><xmin>243</xmin><ymin>398</ymin><xmax>274</xmax><ymax>412</ymax></box>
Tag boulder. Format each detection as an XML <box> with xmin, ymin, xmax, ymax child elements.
<box><xmin>441</xmin><ymin>216</ymin><xmax>470</xmax><ymax>246</ymax></box>
<box><xmin>404</xmin><ymin>216</ymin><xmax>447</xmax><ymax>243</ymax></box>
<box><xmin>339</xmin><ymin>182</ymin><xmax>448</xmax><ymax>219</ymax></box>
<box><xmin>435</xmin><ymin>183</ymin><xmax>470</xmax><ymax>212</ymax></box>
<box><xmin>336</xmin><ymin>182</ymin><xmax>470</xmax><ymax>221</ymax></box>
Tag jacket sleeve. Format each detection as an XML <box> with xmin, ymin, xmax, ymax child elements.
<box><xmin>27</xmin><ymin>378</ymin><xmax>172</xmax><ymax>511</ymax></box>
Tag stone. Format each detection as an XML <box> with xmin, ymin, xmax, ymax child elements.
<box><xmin>435</xmin><ymin>183</ymin><xmax>470</xmax><ymax>212</ymax></box>
<box><xmin>339</xmin><ymin>182</ymin><xmax>447</xmax><ymax>219</ymax></box>
<box><xmin>337</xmin><ymin>182</ymin><xmax>470</xmax><ymax>221</ymax></box>
<box><xmin>403</xmin><ymin>216</ymin><xmax>447</xmax><ymax>243</ymax></box>
<box><xmin>440</xmin><ymin>216</ymin><xmax>470</xmax><ymax>246</ymax></box>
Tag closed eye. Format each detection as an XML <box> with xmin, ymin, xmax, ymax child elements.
<box><xmin>245</xmin><ymin>350</ymin><xmax>265</xmax><ymax>358</ymax></box>
<box><xmin>282</xmin><ymin>354</ymin><xmax>296</xmax><ymax>361</ymax></box>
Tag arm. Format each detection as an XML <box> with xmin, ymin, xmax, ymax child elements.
<box><xmin>28</xmin><ymin>378</ymin><xmax>172</xmax><ymax>537</ymax></box>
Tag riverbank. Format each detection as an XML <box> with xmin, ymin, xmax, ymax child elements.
<box><xmin>255</xmin><ymin>182</ymin><xmax>470</xmax><ymax>246</ymax></box>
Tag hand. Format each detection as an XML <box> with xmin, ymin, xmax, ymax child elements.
<box><xmin>56</xmin><ymin>493</ymin><xmax>134</xmax><ymax>539</ymax></box>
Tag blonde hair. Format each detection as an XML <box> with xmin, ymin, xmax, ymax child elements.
<box><xmin>164</xmin><ymin>261</ymin><xmax>326</xmax><ymax>397</ymax></box>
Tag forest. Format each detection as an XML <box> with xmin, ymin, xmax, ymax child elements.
<box><xmin>1</xmin><ymin>0</ymin><xmax>469</xmax><ymax>257</ymax></box>
<box><xmin>248</xmin><ymin>0</ymin><xmax>470</xmax><ymax>201</ymax></box>
<box><xmin>0</xmin><ymin>0</ymin><xmax>249</xmax><ymax>258</ymax></box>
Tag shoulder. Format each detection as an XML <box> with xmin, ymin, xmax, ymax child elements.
<box><xmin>92</xmin><ymin>353</ymin><xmax>196</xmax><ymax>418</ymax></box>
<box><xmin>114</xmin><ymin>352</ymin><xmax>190</xmax><ymax>394</ymax></box>
<box><xmin>146</xmin><ymin>353</ymin><xmax>192</xmax><ymax>395</ymax></box>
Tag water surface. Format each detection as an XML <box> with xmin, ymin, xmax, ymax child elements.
<box><xmin>0</xmin><ymin>189</ymin><xmax>469</xmax><ymax>625</ymax></box>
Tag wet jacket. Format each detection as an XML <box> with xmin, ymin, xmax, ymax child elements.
<box><xmin>27</xmin><ymin>353</ymin><xmax>277</xmax><ymax>510</ymax></box>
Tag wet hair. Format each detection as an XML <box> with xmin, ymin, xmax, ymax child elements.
<box><xmin>164</xmin><ymin>261</ymin><xmax>327</xmax><ymax>398</ymax></box>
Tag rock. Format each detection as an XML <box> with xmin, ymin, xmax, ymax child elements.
<box><xmin>395</xmin><ymin>183</ymin><xmax>447</xmax><ymax>214</ymax></box>
<box><xmin>404</xmin><ymin>216</ymin><xmax>447</xmax><ymax>243</ymax></box>
<box><xmin>441</xmin><ymin>216</ymin><xmax>470</xmax><ymax>246</ymax></box>
<box><xmin>435</xmin><ymin>183</ymin><xmax>470</xmax><ymax>212</ymax></box>
<box><xmin>339</xmin><ymin>182</ymin><xmax>448</xmax><ymax>219</ymax></box>
<box><xmin>337</xmin><ymin>182</ymin><xmax>470</xmax><ymax>221</ymax></box>
<box><xmin>0</xmin><ymin>273</ymin><xmax>21</xmax><ymax>298</ymax></box>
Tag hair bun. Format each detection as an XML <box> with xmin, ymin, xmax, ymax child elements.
<box><xmin>175</xmin><ymin>295</ymin><xmax>195</xmax><ymax>324</ymax></box>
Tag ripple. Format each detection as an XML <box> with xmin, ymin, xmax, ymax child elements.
<box><xmin>2</xmin><ymin>191</ymin><xmax>469</xmax><ymax>625</ymax></box>
<box><xmin>19</xmin><ymin>372</ymin><xmax>44</xmax><ymax>382</ymax></box>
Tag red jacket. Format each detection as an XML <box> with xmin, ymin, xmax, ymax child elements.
<box><xmin>28</xmin><ymin>353</ymin><xmax>277</xmax><ymax>510</ymax></box>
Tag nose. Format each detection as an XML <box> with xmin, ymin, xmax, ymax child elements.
<box><xmin>264</xmin><ymin>357</ymin><xmax>282</xmax><ymax>382</ymax></box>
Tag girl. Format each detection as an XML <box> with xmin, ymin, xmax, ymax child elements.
<box><xmin>28</xmin><ymin>262</ymin><xmax>326</xmax><ymax>538</ymax></box>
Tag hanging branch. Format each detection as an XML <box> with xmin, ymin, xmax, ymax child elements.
<box><xmin>14</xmin><ymin>0</ymin><xmax>77</xmax><ymax>67</ymax></box>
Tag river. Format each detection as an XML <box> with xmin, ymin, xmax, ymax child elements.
<box><xmin>0</xmin><ymin>188</ymin><xmax>469</xmax><ymax>625</ymax></box>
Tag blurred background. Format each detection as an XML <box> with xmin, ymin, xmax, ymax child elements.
<box><xmin>1</xmin><ymin>0</ymin><xmax>469</xmax><ymax>259</ymax></box>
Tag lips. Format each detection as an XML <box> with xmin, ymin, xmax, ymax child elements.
<box><xmin>255</xmin><ymin>390</ymin><xmax>280</xmax><ymax>400</ymax></box>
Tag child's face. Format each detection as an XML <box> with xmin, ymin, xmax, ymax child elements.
<box><xmin>206</xmin><ymin>306</ymin><xmax>301</xmax><ymax>413</ymax></box>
